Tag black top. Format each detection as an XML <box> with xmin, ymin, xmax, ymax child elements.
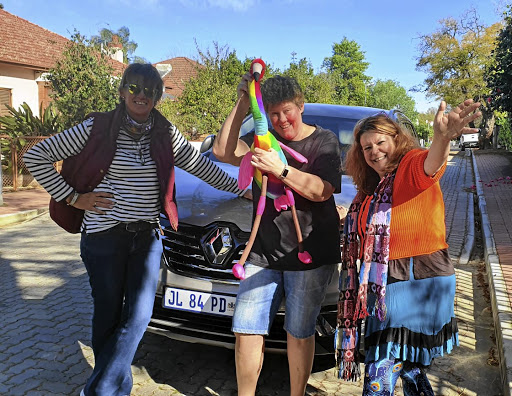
<box><xmin>240</xmin><ymin>125</ymin><xmax>342</xmax><ymax>271</ymax></box>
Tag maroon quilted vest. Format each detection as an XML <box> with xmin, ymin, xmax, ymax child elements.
<box><xmin>49</xmin><ymin>104</ymin><xmax>178</xmax><ymax>233</ymax></box>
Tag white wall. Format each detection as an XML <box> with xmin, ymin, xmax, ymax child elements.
<box><xmin>0</xmin><ymin>64</ymin><xmax>39</xmax><ymax>114</ymax></box>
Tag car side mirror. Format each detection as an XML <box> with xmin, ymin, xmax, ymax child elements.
<box><xmin>200</xmin><ymin>134</ymin><xmax>216</xmax><ymax>153</ymax></box>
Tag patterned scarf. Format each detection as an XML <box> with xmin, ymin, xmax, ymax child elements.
<box><xmin>121</xmin><ymin>111</ymin><xmax>154</xmax><ymax>137</ymax></box>
<box><xmin>335</xmin><ymin>171</ymin><xmax>395</xmax><ymax>381</ymax></box>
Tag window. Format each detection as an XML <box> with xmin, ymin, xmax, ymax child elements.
<box><xmin>0</xmin><ymin>88</ymin><xmax>12</xmax><ymax>117</ymax></box>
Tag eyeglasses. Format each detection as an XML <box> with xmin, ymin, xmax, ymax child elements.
<box><xmin>124</xmin><ymin>83</ymin><xmax>156</xmax><ymax>99</ymax></box>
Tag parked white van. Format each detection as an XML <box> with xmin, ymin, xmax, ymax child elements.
<box><xmin>459</xmin><ymin>132</ymin><xmax>479</xmax><ymax>150</ymax></box>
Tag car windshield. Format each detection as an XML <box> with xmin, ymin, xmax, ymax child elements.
<box><xmin>302</xmin><ymin>115</ymin><xmax>356</xmax><ymax>145</ymax></box>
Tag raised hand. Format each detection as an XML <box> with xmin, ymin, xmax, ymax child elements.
<box><xmin>434</xmin><ymin>99</ymin><xmax>481</xmax><ymax>141</ymax></box>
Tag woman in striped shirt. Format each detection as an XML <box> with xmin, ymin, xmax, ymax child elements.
<box><xmin>23</xmin><ymin>63</ymin><xmax>247</xmax><ymax>396</ymax></box>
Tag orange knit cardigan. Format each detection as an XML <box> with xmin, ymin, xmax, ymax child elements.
<box><xmin>359</xmin><ymin>149</ymin><xmax>448</xmax><ymax>260</ymax></box>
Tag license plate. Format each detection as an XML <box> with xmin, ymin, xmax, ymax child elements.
<box><xmin>163</xmin><ymin>287</ymin><xmax>236</xmax><ymax>316</ymax></box>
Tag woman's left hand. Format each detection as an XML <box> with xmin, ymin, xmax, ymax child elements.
<box><xmin>434</xmin><ymin>99</ymin><xmax>481</xmax><ymax>141</ymax></box>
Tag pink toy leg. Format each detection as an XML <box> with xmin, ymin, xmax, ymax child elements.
<box><xmin>232</xmin><ymin>174</ymin><xmax>269</xmax><ymax>279</ymax></box>
<box><xmin>286</xmin><ymin>187</ymin><xmax>312</xmax><ymax>264</ymax></box>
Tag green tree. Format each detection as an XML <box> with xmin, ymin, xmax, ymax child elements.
<box><xmin>90</xmin><ymin>26</ymin><xmax>137</xmax><ymax>64</ymax></box>
<box><xmin>47</xmin><ymin>32</ymin><xmax>119</xmax><ymax>128</ymax></box>
<box><xmin>367</xmin><ymin>79</ymin><xmax>417</xmax><ymax>120</ymax></box>
<box><xmin>284</xmin><ymin>58</ymin><xmax>334</xmax><ymax>104</ymax></box>
<box><xmin>495</xmin><ymin>112</ymin><xmax>512</xmax><ymax>150</ymax></box>
<box><xmin>414</xmin><ymin>108</ymin><xmax>437</xmax><ymax>143</ymax></box>
<box><xmin>485</xmin><ymin>6</ymin><xmax>512</xmax><ymax>149</ymax></box>
<box><xmin>132</xmin><ymin>56</ymin><xmax>149</xmax><ymax>64</ymax></box>
<box><xmin>486</xmin><ymin>5</ymin><xmax>512</xmax><ymax>114</ymax></box>
<box><xmin>322</xmin><ymin>38</ymin><xmax>371</xmax><ymax>105</ymax></box>
<box><xmin>158</xmin><ymin>42</ymin><xmax>256</xmax><ymax>139</ymax></box>
<box><xmin>415</xmin><ymin>8</ymin><xmax>502</xmax><ymax>146</ymax></box>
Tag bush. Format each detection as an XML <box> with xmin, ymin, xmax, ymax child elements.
<box><xmin>497</xmin><ymin>114</ymin><xmax>512</xmax><ymax>150</ymax></box>
<box><xmin>47</xmin><ymin>31</ymin><xmax>119</xmax><ymax>128</ymax></box>
<box><xmin>0</xmin><ymin>102</ymin><xmax>63</xmax><ymax>179</ymax></box>
<box><xmin>0</xmin><ymin>102</ymin><xmax>63</xmax><ymax>137</ymax></box>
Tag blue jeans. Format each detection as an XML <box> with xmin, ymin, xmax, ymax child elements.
<box><xmin>80</xmin><ymin>227</ymin><xmax>162</xmax><ymax>396</ymax></box>
<box><xmin>232</xmin><ymin>263</ymin><xmax>335</xmax><ymax>338</ymax></box>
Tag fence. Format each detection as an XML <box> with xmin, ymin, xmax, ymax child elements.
<box><xmin>0</xmin><ymin>135</ymin><xmax>48</xmax><ymax>191</ymax></box>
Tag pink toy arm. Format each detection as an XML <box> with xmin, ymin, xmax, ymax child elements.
<box><xmin>278</xmin><ymin>141</ymin><xmax>308</xmax><ymax>164</ymax></box>
<box><xmin>238</xmin><ymin>152</ymin><xmax>254</xmax><ymax>189</ymax></box>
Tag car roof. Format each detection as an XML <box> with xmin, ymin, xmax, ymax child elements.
<box><xmin>303</xmin><ymin>103</ymin><xmax>417</xmax><ymax>140</ymax></box>
<box><xmin>303</xmin><ymin>103</ymin><xmax>389</xmax><ymax>118</ymax></box>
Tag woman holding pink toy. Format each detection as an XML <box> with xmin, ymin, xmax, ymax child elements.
<box><xmin>213</xmin><ymin>65</ymin><xmax>342</xmax><ymax>396</ymax></box>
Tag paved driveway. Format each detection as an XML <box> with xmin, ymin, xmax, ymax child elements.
<box><xmin>0</xmin><ymin>151</ymin><xmax>503</xmax><ymax>395</ymax></box>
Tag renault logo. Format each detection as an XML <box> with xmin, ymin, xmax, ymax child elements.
<box><xmin>203</xmin><ymin>227</ymin><xmax>233</xmax><ymax>266</ymax></box>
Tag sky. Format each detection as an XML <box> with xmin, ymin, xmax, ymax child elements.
<box><xmin>4</xmin><ymin>0</ymin><xmax>506</xmax><ymax>112</ymax></box>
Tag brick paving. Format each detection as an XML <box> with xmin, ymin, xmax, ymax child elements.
<box><xmin>441</xmin><ymin>150</ymin><xmax>474</xmax><ymax>263</ymax></box>
<box><xmin>474</xmin><ymin>150</ymin><xmax>512</xmax><ymax>307</ymax></box>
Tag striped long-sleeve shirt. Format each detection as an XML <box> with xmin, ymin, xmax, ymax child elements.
<box><xmin>23</xmin><ymin>117</ymin><xmax>245</xmax><ymax>233</ymax></box>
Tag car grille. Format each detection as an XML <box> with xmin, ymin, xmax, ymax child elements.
<box><xmin>160</xmin><ymin>220</ymin><xmax>250</xmax><ymax>281</ymax></box>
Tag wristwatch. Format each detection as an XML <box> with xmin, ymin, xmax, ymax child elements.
<box><xmin>279</xmin><ymin>165</ymin><xmax>290</xmax><ymax>180</ymax></box>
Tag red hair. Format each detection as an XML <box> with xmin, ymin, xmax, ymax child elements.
<box><xmin>345</xmin><ymin>114</ymin><xmax>420</xmax><ymax>195</ymax></box>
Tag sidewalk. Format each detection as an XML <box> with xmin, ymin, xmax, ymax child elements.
<box><xmin>0</xmin><ymin>188</ymin><xmax>50</xmax><ymax>227</ymax></box>
<box><xmin>473</xmin><ymin>149</ymin><xmax>512</xmax><ymax>396</ymax></box>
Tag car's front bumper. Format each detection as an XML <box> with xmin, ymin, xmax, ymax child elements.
<box><xmin>148</xmin><ymin>264</ymin><xmax>339</xmax><ymax>355</ymax></box>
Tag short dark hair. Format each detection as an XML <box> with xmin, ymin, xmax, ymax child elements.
<box><xmin>118</xmin><ymin>63</ymin><xmax>163</xmax><ymax>102</ymax></box>
<box><xmin>261</xmin><ymin>75</ymin><xmax>304</xmax><ymax>111</ymax></box>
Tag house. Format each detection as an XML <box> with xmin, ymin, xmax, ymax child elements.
<box><xmin>0</xmin><ymin>9</ymin><xmax>125</xmax><ymax>117</ymax></box>
<box><xmin>155</xmin><ymin>57</ymin><xmax>202</xmax><ymax>100</ymax></box>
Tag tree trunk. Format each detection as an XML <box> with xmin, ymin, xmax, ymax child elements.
<box><xmin>479</xmin><ymin>106</ymin><xmax>495</xmax><ymax>150</ymax></box>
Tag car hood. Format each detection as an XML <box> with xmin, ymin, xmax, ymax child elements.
<box><xmin>173</xmin><ymin>156</ymin><xmax>357</xmax><ymax>233</ymax></box>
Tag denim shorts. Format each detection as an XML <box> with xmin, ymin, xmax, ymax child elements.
<box><xmin>231</xmin><ymin>263</ymin><xmax>336</xmax><ymax>339</ymax></box>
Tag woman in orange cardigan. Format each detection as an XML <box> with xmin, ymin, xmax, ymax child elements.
<box><xmin>336</xmin><ymin>99</ymin><xmax>481</xmax><ymax>395</ymax></box>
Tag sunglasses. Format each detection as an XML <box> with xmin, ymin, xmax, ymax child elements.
<box><xmin>124</xmin><ymin>83</ymin><xmax>156</xmax><ymax>99</ymax></box>
<box><xmin>370</xmin><ymin>110</ymin><xmax>390</xmax><ymax>118</ymax></box>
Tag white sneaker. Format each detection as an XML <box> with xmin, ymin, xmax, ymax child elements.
<box><xmin>80</xmin><ymin>390</ymin><xmax>85</xmax><ymax>396</ymax></box>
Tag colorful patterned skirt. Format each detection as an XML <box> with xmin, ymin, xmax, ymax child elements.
<box><xmin>363</xmin><ymin>260</ymin><xmax>459</xmax><ymax>366</ymax></box>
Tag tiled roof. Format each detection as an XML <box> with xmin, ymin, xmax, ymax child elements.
<box><xmin>0</xmin><ymin>9</ymin><xmax>125</xmax><ymax>74</ymax></box>
<box><xmin>0</xmin><ymin>9</ymin><xmax>69</xmax><ymax>70</ymax></box>
<box><xmin>156</xmin><ymin>57</ymin><xmax>203</xmax><ymax>98</ymax></box>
